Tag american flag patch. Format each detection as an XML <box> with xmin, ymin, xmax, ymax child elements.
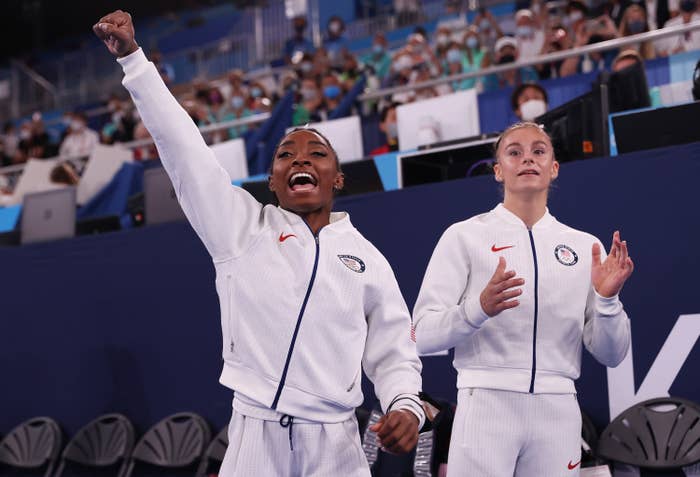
<box><xmin>410</xmin><ymin>324</ymin><xmax>416</xmax><ymax>342</ymax></box>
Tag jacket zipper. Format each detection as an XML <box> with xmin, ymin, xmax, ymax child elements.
<box><xmin>271</xmin><ymin>224</ymin><xmax>321</xmax><ymax>409</ymax></box>
<box><xmin>527</xmin><ymin>229</ymin><xmax>539</xmax><ymax>394</ymax></box>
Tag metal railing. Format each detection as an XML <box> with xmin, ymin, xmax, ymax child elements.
<box><xmin>0</xmin><ymin>112</ymin><xmax>271</xmax><ymax>187</ymax></box>
<box><xmin>359</xmin><ymin>21</ymin><xmax>700</xmax><ymax>101</ymax></box>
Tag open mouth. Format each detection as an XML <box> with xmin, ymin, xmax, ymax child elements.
<box><xmin>288</xmin><ymin>172</ymin><xmax>318</xmax><ymax>192</ymax></box>
<box><xmin>517</xmin><ymin>169</ymin><xmax>540</xmax><ymax>176</ymax></box>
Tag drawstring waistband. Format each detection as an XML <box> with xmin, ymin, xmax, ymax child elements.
<box><xmin>279</xmin><ymin>414</ymin><xmax>294</xmax><ymax>451</ymax></box>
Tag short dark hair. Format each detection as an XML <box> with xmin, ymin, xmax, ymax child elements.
<box><xmin>379</xmin><ymin>102</ymin><xmax>399</xmax><ymax>123</ymax></box>
<box><xmin>510</xmin><ymin>83</ymin><xmax>548</xmax><ymax>112</ymax></box>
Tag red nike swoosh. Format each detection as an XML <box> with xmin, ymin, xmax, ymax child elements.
<box><xmin>567</xmin><ymin>460</ymin><xmax>581</xmax><ymax>470</ymax></box>
<box><xmin>491</xmin><ymin>244</ymin><xmax>514</xmax><ymax>252</ymax></box>
<box><xmin>279</xmin><ymin>233</ymin><xmax>296</xmax><ymax>242</ymax></box>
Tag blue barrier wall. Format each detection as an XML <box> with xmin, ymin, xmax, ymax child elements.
<box><xmin>1</xmin><ymin>143</ymin><xmax>699</xmax><ymax>476</ymax></box>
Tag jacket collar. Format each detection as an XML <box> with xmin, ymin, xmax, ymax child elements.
<box><xmin>276</xmin><ymin>207</ymin><xmax>354</xmax><ymax>234</ymax></box>
<box><xmin>493</xmin><ymin>203</ymin><xmax>555</xmax><ymax>230</ymax></box>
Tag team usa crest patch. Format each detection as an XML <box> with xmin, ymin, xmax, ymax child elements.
<box><xmin>554</xmin><ymin>244</ymin><xmax>578</xmax><ymax>266</ymax></box>
<box><xmin>338</xmin><ymin>255</ymin><xmax>366</xmax><ymax>273</ymax></box>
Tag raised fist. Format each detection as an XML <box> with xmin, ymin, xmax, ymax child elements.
<box><xmin>93</xmin><ymin>10</ymin><xmax>139</xmax><ymax>58</ymax></box>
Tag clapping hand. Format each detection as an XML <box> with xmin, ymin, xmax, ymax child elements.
<box><xmin>592</xmin><ymin>231</ymin><xmax>634</xmax><ymax>298</ymax></box>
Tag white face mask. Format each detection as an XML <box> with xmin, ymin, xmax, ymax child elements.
<box><xmin>519</xmin><ymin>99</ymin><xmax>547</xmax><ymax>121</ymax></box>
<box><xmin>568</xmin><ymin>11</ymin><xmax>583</xmax><ymax>23</ymax></box>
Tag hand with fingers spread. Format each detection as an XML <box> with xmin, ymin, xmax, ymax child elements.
<box><xmin>592</xmin><ymin>230</ymin><xmax>634</xmax><ymax>298</ymax></box>
<box><xmin>369</xmin><ymin>410</ymin><xmax>419</xmax><ymax>455</ymax></box>
<box><xmin>479</xmin><ymin>256</ymin><xmax>525</xmax><ymax>317</ymax></box>
<box><xmin>93</xmin><ymin>10</ymin><xmax>139</xmax><ymax>58</ymax></box>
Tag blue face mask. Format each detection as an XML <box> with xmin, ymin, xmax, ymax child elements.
<box><xmin>372</xmin><ymin>44</ymin><xmax>384</xmax><ymax>54</ymax></box>
<box><xmin>627</xmin><ymin>20</ymin><xmax>645</xmax><ymax>33</ymax></box>
<box><xmin>251</xmin><ymin>87</ymin><xmax>262</xmax><ymax>98</ymax></box>
<box><xmin>466</xmin><ymin>37</ymin><xmax>479</xmax><ymax>49</ymax></box>
<box><xmin>323</xmin><ymin>85</ymin><xmax>341</xmax><ymax>99</ymax></box>
<box><xmin>446</xmin><ymin>49</ymin><xmax>462</xmax><ymax>64</ymax></box>
<box><xmin>516</xmin><ymin>26</ymin><xmax>533</xmax><ymax>38</ymax></box>
<box><xmin>231</xmin><ymin>96</ymin><xmax>245</xmax><ymax>110</ymax></box>
<box><xmin>480</xmin><ymin>19</ymin><xmax>491</xmax><ymax>31</ymax></box>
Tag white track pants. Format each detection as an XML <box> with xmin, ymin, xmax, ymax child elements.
<box><xmin>446</xmin><ymin>388</ymin><xmax>582</xmax><ymax>477</ymax></box>
<box><xmin>219</xmin><ymin>407</ymin><xmax>371</xmax><ymax>477</ymax></box>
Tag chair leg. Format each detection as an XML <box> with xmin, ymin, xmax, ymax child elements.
<box><xmin>53</xmin><ymin>460</ymin><xmax>65</xmax><ymax>477</ymax></box>
<box><xmin>195</xmin><ymin>457</ymin><xmax>208</xmax><ymax>477</ymax></box>
<box><xmin>122</xmin><ymin>459</ymin><xmax>135</xmax><ymax>477</ymax></box>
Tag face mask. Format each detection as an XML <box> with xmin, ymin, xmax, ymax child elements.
<box><xmin>437</xmin><ymin>34</ymin><xmax>450</xmax><ymax>46</ymax></box>
<box><xmin>300</xmin><ymin>62</ymin><xmax>313</xmax><ymax>73</ymax></box>
<box><xmin>413</xmin><ymin>43</ymin><xmax>424</xmax><ymax>53</ymax></box>
<box><xmin>112</xmin><ymin>112</ymin><xmax>123</xmax><ymax>124</ymax></box>
<box><xmin>386</xmin><ymin>122</ymin><xmax>398</xmax><ymax>140</ymax></box>
<box><xmin>71</xmin><ymin>120</ymin><xmax>85</xmax><ymax>131</ymax></box>
<box><xmin>519</xmin><ymin>99</ymin><xmax>547</xmax><ymax>121</ymax></box>
<box><xmin>680</xmin><ymin>0</ymin><xmax>696</xmax><ymax>12</ymax></box>
<box><xmin>466</xmin><ymin>37</ymin><xmax>479</xmax><ymax>49</ymax></box>
<box><xmin>516</xmin><ymin>26</ymin><xmax>533</xmax><ymax>38</ymax></box>
<box><xmin>498</xmin><ymin>54</ymin><xmax>516</xmax><ymax>64</ymax></box>
<box><xmin>372</xmin><ymin>44</ymin><xmax>384</xmax><ymax>54</ymax></box>
<box><xmin>393</xmin><ymin>56</ymin><xmax>413</xmax><ymax>72</ymax></box>
<box><xmin>20</xmin><ymin>129</ymin><xmax>31</xmax><ymax>140</ymax></box>
<box><xmin>231</xmin><ymin>96</ymin><xmax>245</xmax><ymax>109</ymax></box>
<box><xmin>446</xmin><ymin>49</ymin><xmax>462</xmax><ymax>64</ymax></box>
<box><xmin>323</xmin><ymin>85</ymin><xmax>341</xmax><ymax>99</ymax></box>
<box><xmin>568</xmin><ymin>11</ymin><xmax>583</xmax><ymax>23</ymax></box>
<box><xmin>329</xmin><ymin>22</ymin><xmax>341</xmax><ymax>34</ymax></box>
<box><xmin>301</xmin><ymin>88</ymin><xmax>318</xmax><ymax>101</ymax></box>
<box><xmin>251</xmin><ymin>87</ymin><xmax>262</xmax><ymax>98</ymax></box>
<box><xmin>627</xmin><ymin>20</ymin><xmax>645</xmax><ymax>33</ymax></box>
<box><xmin>479</xmin><ymin>19</ymin><xmax>491</xmax><ymax>31</ymax></box>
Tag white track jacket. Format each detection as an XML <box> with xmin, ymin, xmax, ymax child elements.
<box><xmin>414</xmin><ymin>204</ymin><xmax>630</xmax><ymax>394</ymax></box>
<box><xmin>119</xmin><ymin>49</ymin><xmax>424</xmax><ymax>425</ymax></box>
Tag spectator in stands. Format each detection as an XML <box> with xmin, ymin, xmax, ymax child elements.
<box><xmin>1</xmin><ymin>122</ymin><xmax>20</xmax><ymax>166</ymax></box>
<box><xmin>371</xmin><ymin>103</ymin><xmax>400</xmax><ymax>155</ymax></box>
<box><xmin>150</xmin><ymin>50</ymin><xmax>175</xmax><ymax>86</ymax></box>
<box><xmin>320</xmin><ymin>74</ymin><xmax>344</xmax><ymax>116</ymax></box>
<box><xmin>284</xmin><ymin>15</ymin><xmax>315</xmax><ymax>64</ymax></box>
<box><xmin>293</xmin><ymin>76</ymin><xmax>323</xmax><ymax>125</ymax></box>
<box><xmin>566</xmin><ymin>0</ymin><xmax>589</xmax><ymax>39</ymax></box>
<box><xmin>511</xmin><ymin>82</ymin><xmax>549</xmax><ymax>120</ymax></box>
<box><xmin>619</xmin><ymin>4</ymin><xmax>656</xmax><ymax>59</ymax></box>
<box><xmin>248</xmin><ymin>81</ymin><xmax>272</xmax><ymax>113</ymax></box>
<box><xmin>611</xmin><ymin>48</ymin><xmax>644</xmax><ymax>71</ymax></box>
<box><xmin>59</xmin><ymin>112</ymin><xmax>99</xmax><ymax>158</ymax></box>
<box><xmin>473</xmin><ymin>9</ymin><xmax>504</xmax><ymax>53</ymax></box>
<box><xmin>26</xmin><ymin>116</ymin><xmax>53</xmax><ymax>158</ymax></box>
<box><xmin>296</xmin><ymin>52</ymin><xmax>316</xmax><ymax>79</ymax></box>
<box><xmin>435</xmin><ymin>26</ymin><xmax>454</xmax><ymax>64</ymax></box>
<box><xmin>514</xmin><ymin>7</ymin><xmax>547</xmax><ymax>60</ymax></box>
<box><xmin>482</xmin><ymin>36</ymin><xmax>539</xmax><ymax>91</ymax></box>
<box><xmin>132</xmin><ymin>121</ymin><xmax>157</xmax><ymax>161</ymax></box>
<box><xmin>192</xmin><ymin>78</ymin><xmax>211</xmax><ymax>104</ymax></box>
<box><xmin>361</xmin><ymin>33</ymin><xmax>393</xmax><ymax>80</ymax></box>
<box><xmin>444</xmin><ymin>44</ymin><xmax>475</xmax><ymax>91</ymax></box>
<box><xmin>323</xmin><ymin>15</ymin><xmax>349</xmax><ymax>66</ymax></box>
<box><xmin>413</xmin><ymin>63</ymin><xmax>441</xmax><ymax>100</ymax></box>
<box><xmin>312</xmin><ymin>47</ymin><xmax>332</xmax><ymax>77</ymax></box>
<box><xmin>387</xmin><ymin>53</ymin><xmax>418</xmax><ymax>103</ymax></box>
<box><xmin>224</xmin><ymin>90</ymin><xmax>254</xmax><ymax>140</ymax></box>
<box><xmin>463</xmin><ymin>26</ymin><xmax>488</xmax><ymax>71</ymax></box>
<box><xmin>101</xmin><ymin>96</ymin><xmax>136</xmax><ymax>144</ymax></box>
<box><xmin>560</xmin><ymin>15</ymin><xmax>619</xmax><ymax>75</ymax></box>
<box><xmin>227</xmin><ymin>69</ymin><xmax>248</xmax><ymax>101</ymax></box>
<box><xmin>50</xmin><ymin>162</ymin><xmax>80</xmax><ymax>186</ymax></box>
<box><xmin>338</xmin><ymin>50</ymin><xmax>362</xmax><ymax>89</ymax></box>
<box><xmin>395</xmin><ymin>33</ymin><xmax>442</xmax><ymax>77</ymax></box>
<box><xmin>536</xmin><ymin>24</ymin><xmax>572</xmax><ymax>79</ymax></box>
<box><xmin>656</xmin><ymin>0</ymin><xmax>700</xmax><ymax>56</ymax></box>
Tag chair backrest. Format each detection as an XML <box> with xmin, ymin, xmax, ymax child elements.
<box><xmin>195</xmin><ymin>425</ymin><xmax>228</xmax><ymax>477</ymax></box>
<box><xmin>361</xmin><ymin>408</ymin><xmax>383</xmax><ymax>467</ymax></box>
<box><xmin>123</xmin><ymin>412</ymin><xmax>210</xmax><ymax>477</ymax></box>
<box><xmin>55</xmin><ymin>413</ymin><xmax>134</xmax><ymax>477</ymax></box>
<box><xmin>412</xmin><ymin>430</ymin><xmax>434</xmax><ymax>477</ymax></box>
<box><xmin>0</xmin><ymin>416</ymin><xmax>61</xmax><ymax>477</ymax></box>
<box><xmin>597</xmin><ymin>397</ymin><xmax>700</xmax><ymax>470</ymax></box>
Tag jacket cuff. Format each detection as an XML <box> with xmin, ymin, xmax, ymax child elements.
<box><xmin>463</xmin><ymin>295</ymin><xmax>489</xmax><ymax>329</ymax></box>
<box><xmin>387</xmin><ymin>394</ymin><xmax>426</xmax><ymax>431</ymax></box>
<box><xmin>594</xmin><ymin>291</ymin><xmax>623</xmax><ymax>316</ymax></box>
<box><xmin>117</xmin><ymin>47</ymin><xmax>148</xmax><ymax>75</ymax></box>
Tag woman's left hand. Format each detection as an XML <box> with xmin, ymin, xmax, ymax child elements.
<box><xmin>592</xmin><ymin>230</ymin><xmax>635</xmax><ymax>298</ymax></box>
